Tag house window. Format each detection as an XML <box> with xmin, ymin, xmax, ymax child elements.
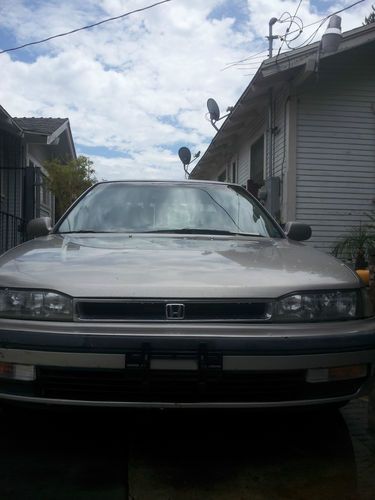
<box><xmin>250</xmin><ymin>135</ymin><xmax>264</xmax><ymax>187</ymax></box>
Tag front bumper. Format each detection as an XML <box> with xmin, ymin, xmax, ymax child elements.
<box><xmin>0</xmin><ymin>317</ymin><xmax>374</xmax><ymax>408</ymax></box>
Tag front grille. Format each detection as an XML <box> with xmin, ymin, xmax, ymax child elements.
<box><xmin>35</xmin><ymin>367</ymin><xmax>364</xmax><ymax>403</ymax></box>
<box><xmin>75</xmin><ymin>300</ymin><xmax>270</xmax><ymax>322</ymax></box>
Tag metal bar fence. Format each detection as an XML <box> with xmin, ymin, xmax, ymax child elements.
<box><xmin>0</xmin><ymin>166</ymin><xmax>26</xmax><ymax>254</ymax></box>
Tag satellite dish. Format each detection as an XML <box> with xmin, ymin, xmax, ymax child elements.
<box><xmin>178</xmin><ymin>147</ymin><xmax>192</xmax><ymax>166</ymax></box>
<box><xmin>207</xmin><ymin>98</ymin><xmax>220</xmax><ymax>122</ymax></box>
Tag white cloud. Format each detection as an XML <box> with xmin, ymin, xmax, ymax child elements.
<box><xmin>88</xmin><ymin>147</ymin><xmax>192</xmax><ymax>181</ymax></box>
<box><xmin>0</xmin><ymin>0</ymin><xmax>370</xmax><ymax>180</ymax></box>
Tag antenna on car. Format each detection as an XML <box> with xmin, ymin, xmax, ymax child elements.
<box><xmin>178</xmin><ymin>147</ymin><xmax>201</xmax><ymax>178</ymax></box>
<box><xmin>207</xmin><ymin>98</ymin><xmax>232</xmax><ymax>131</ymax></box>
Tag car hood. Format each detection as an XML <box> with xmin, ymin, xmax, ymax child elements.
<box><xmin>0</xmin><ymin>234</ymin><xmax>359</xmax><ymax>298</ymax></box>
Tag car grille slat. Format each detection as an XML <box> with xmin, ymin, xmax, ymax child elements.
<box><xmin>75</xmin><ymin>300</ymin><xmax>270</xmax><ymax>322</ymax></box>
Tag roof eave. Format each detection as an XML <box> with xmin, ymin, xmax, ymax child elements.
<box><xmin>22</xmin><ymin>119</ymin><xmax>76</xmax><ymax>159</ymax></box>
<box><xmin>0</xmin><ymin>105</ymin><xmax>24</xmax><ymax>136</ymax></box>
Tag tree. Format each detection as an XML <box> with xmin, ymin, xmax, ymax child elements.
<box><xmin>44</xmin><ymin>155</ymin><xmax>97</xmax><ymax>219</ymax></box>
<box><xmin>364</xmin><ymin>5</ymin><xmax>375</xmax><ymax>24</ymax></box>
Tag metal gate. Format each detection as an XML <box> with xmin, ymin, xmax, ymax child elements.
<box><xmin>0</xmin><ymin>127</ymin><xmax>28</xmax><ymax>255</ymax></box>
<box><xmin>0</xmin><ymin>123</ymin><xmax>46</xmax><ymax>255</ymax></box>
<box><xmin>0</xmin><ymin>166</ymin><xmax>26</xmax><ymax>254</ymax></box>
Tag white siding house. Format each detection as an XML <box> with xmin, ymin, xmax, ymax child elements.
<box><xmin>295</xmin><ymin>46</ymin><xmax>375</xmax><ymax>252</ymax></box>
<box><xmin>190</xmin><ymin>23</ymin><xmax>375</xmax><ymax>255</ymax></box>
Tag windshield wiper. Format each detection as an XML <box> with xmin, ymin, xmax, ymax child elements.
<box><xmin>58</xmin><ymin>229</ymin><xmax>264</xmax><ymax>237</ymax></box>
<box><xmin>143</xmin><ymin>228</ymin><xmax>264</xmax><ymax>237</ymax></box>
<box><xmin>58</xmin><ymin>230</ymin><xmax>105</xmax><ymax>234</ymax></box>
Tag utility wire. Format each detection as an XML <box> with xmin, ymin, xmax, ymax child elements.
<box><xmin>234</xmin><ymin>64</ymin><xmax>265</xmax><ymax>69</ymax></box>
<box><xmin>279</xmin><ymin>17</ymin><xmax>304</xmax><ymax>42</ymax></box>
<box><xmin>222</xmin><ymin>50</ymin><xmax>268</xmax><ymax>71</ymax></box>
<box><xmin>0</xmin><ymin>0</ymin><xmax>172</xmax><ymax>55</ymax></box>
<box><xmin>275</xmin><ymin>0</ymin><xmax>365</xmax><ymax>56</ymax></box>
<box><xmin>231</xmin><ymin>59</ymin><xmax>266</xmax><ymax>68</ymax></box>
<box><xmin>279</xmin><ymin>12</ymin><xmax>304</xmax><ymax>27</ymax></box>
<box><xmin>286</xmin><ymin>17</ymin><xmax>327</xmax><ymax>50</ymax></box>
<box><xmin>276</xmin><ymin>0</ymin><xmax>303</xmax><ymax>58</ymax></box>
<box><xmin>223</xmin><ymin>11</ymin><xmax>302</xmax><ymax>72</ymax></box>
<box><xmin>286</xmin><ymin>0</ymin><xmax>365</xmax><ymax>37</ymax></box>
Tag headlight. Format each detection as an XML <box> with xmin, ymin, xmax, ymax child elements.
<box><xmin>273</xmin><ymin>289</ymin><xmax>372</xmax><ymax>322</ymax></box>
<box><xmin>0</xmin><ymin>289</ymin><xmax>73</xmax><ymax>321</ymax></box>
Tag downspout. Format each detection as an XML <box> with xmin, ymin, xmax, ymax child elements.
<box><xmin>267</xmin><ymin>17</ymin><xmax>277</xmax><ymax>179</ymax></box>
<box><xmin>267</xmin><ymin>88</ymin><xmax>273</xmax><ymax>180</ymax></box>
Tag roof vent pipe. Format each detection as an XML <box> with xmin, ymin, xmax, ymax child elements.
<box><xmin>321</xmin><ymin>15</ymin><xmax>342</xmax><ymax>54</ymax></box>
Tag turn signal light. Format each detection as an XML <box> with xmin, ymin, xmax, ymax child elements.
<box><xmin>356</xmin><ymin>269</ymin><xmax>369</xmax><ymax>285</ymax></box>
<box><xmin>0</xmin><ymin>362</ymin><xmax>36</xmax><ymax>381</ymax></box>
<box><xmin>306</xmin><ymin>364</ymin><xmax>367</xmax><ymax>383</ymax></box>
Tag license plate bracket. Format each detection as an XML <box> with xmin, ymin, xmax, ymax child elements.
<box><xmin>125</xmin><ymin>346</ymin><xmax>222</xmax><ymax>372</ymax></box>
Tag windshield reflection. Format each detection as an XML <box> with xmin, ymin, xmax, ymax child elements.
<box><xmin>57</xmin><ymin>183</ymin><xmax>282</xmax><ymax>238</ymax></box>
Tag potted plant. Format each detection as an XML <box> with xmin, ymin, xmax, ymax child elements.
<box><xmin>332</xmin><ymin>223</ymin><xmax>375</xmax><ymax>271</ymax></box>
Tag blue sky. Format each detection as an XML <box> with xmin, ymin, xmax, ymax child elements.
<box><xmin>0</xmin><ymin>0</ymin><xmax>371</xmax><ymax>179</ymax></box>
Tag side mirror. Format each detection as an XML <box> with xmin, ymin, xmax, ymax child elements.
<box><xmin>284</xmin><ymin>221</ymin><xmax>312</xmax><ymax>241</ymax></box>
<box><xmin>27</xmin><ymin>217</ymin><xmax>52</xmax><ymax>239</ymax></box>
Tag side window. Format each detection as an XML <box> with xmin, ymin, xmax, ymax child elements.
<box><xmin>250</xmin><ymin>135</ymin><xmax>264</xmax><ymax>187</ymax></box>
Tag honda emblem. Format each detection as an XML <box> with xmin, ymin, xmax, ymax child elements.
<box><xmin>166</xmin><ymin>303</ymin><xmax>185</xmax><ymax>320</ymax></box>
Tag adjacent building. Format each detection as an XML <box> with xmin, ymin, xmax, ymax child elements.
<box><xmin>0</xmin><ymin>106</ymin><xmax>76</xmax><ymax>254</ymax></box>
<box><xmin>190</xmin><ymin>23</ymin><xmax>375</xmax><ymax>254</ymax></box>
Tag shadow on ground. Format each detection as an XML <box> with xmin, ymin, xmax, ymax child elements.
<box><xmin>128</xmin><ymin>408</ymin><xmax>358</xmax><ymax>500</ymax></box>
<box><xmin>0</xmin><ymin>404</ymin><xmax>372</xmax><ymax>499</ymax></box>
<box><xmin>0</xmin><ymin>407</ymin><xmax>127</xmax><ymax>500</ymax></box>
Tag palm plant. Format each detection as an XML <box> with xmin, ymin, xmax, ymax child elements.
<box><xmin>332</xmin><ymin>222</ymin><xmax>375</xmax><ymax>269</ymax></box>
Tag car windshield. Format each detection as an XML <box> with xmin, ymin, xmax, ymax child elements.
<box><xmin>57</xmin><ymin>182</ymin><xmax>282</xmax><ymax>238</ymax></box>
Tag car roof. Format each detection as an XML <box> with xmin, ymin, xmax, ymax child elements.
<box><xmin>94</xmin><ymin>179</ymin><xmax>238</xmax><ymax>187</ymax></box>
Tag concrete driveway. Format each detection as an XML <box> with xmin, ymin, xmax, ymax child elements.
<box><xmin>0</xmin><ymin>399</ymin><xmax>374</xmax><ymax>499</ymax></box>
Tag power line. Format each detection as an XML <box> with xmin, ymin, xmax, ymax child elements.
<box><xmin>279</xmin><ymin>11</ymin><xmax>304</xmax><ymax>27</ymax></box>
<box><xmin>287</xmin><ymin>0</ymin><xmax>365</xmax><ymax>37</ymax></box>
<box><xmin>222</xmin><ymin>50</ymin><xmax>268</xmax><ymax>71</ymax></box>
<box><xmin>276</xmin><ymin>0</ymin><xmax>304</xmax><ymax>57</ymax></box>
<box><xmin>280</xmin><ymin>16</ymin><xmax>303</xmax><ymax>32</ymax></box>
<box><xmin>236</xmin><ymin>66</ymin><xmax>263</xmax><ymax>71</ymax></box>
<box><xmin>0</xmin><ymin>0</ymin><xmax>172</xmax><ymax>55</ymax></box>
<box><xmin>234</xmin><ymin>62</ymin><xmax>265</xmax><ymax>68</ymax></box>
<box><xmin>234</xmin><ymin>59</ymin><xmax>266</xmax><ymax>65</ymax></box>
<box><xmin>279</xmin><ymin>17</ymin><xmax>304</xmax><ymax>43</ymax></box>
<box><xmin>286</xmin><ymin>18</ymin><xmax>326</xmax><ymax>50</ymax></box>
<box><xmin>275</xmin><ymin>0</ymin><xmax>365</xmax><ymax>57</ymax></box>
